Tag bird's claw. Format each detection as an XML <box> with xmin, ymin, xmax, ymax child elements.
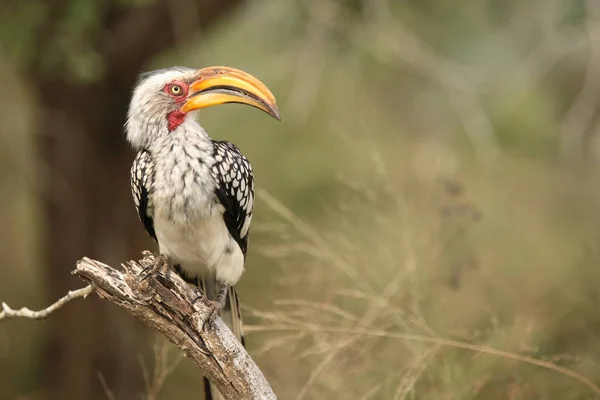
<box><xmin>204</xmin><ymin>301</ymin><xmax>222</xmax><ymax>331</ymax></box>
<box><xmin>192</xmin><ymin>296</ymin><xmax>225</xmax><ymax>331</ymax></box>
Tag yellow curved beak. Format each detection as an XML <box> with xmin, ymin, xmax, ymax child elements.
<box><xmin>181</xmin><ymin>66</ymin><xmax>280</xmax><ymax>120</ymax></box>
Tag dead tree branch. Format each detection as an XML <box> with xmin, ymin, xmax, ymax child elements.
<box><xmin>0</xmin><ymin>286</ymin><xmax>94</xmax><ymax>321</ymax></box>
<box><xmin>1</xmin><ymin>252</ymin><xmax>276</xmax><ymax>400</ymax></box>
<box><xmin>75</xmin><ymin>252</ymin><xmax>276</xmax><ymax>400</ymax></box>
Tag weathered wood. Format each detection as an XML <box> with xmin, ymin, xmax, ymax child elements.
<box><xmin>0</xmin><ymin>286</ymin><xmax>94</xmax><ymax>321</ymax></box>
<box><xmin>73</xmin><ymin>252</ymin><xmax>276</xmax><ymax>400</ymax></box>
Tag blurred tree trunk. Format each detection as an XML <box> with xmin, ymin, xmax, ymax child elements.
<box><xmin>39</xmin><ymin>77</ymin><xmax>147</xmax><ymax>400</ymax></box>
<box><xmin>25</xmin><ymin>1</ymin><xmax>245</xmax><ymax>399</ymax></box>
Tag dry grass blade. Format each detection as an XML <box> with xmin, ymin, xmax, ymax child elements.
<box><xmin>258</xmin><ymin>189</ymin><xmax>366</xmax><ymax>286</ymax></box>
<box><xmin>296</xmin><ymin>347</ymin><xmax>340</xmax><ymax>400</ymax></box>
<box><xmin>253</xmin><ymin>332</ymin><xmax>307</xmax><ymax>357</ymax></box>
<box><xmin>97</xmin><ymin>372</ymin><xmax>117</xmax><ymax>400</ymax></box>
<box><xmin>246</xmin><ymin>324</ymin><xmax>600</xmax><ymax>395</ymax></box>
<box><xmin>272</xmin><ymin>299</ymin><xmax>360</xmax><ymax>323</ymax></box>
<box><xmin>359</xmin><ymin>381</ymin><xmax>385</xmax><ymax>400</ymax></box>
<box><xmin>143</xmin><ymin>336</ymin><xmax>183</xmax><ymax>400</ymax></box>
<box><xmin>393</xmin><ymin>346</ymin><xmax>439</xmax><ymax>400</ymax></box>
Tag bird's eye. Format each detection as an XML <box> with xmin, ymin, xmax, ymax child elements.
<box><xmin>170</xmin><ymin>85</ymin><xmax>183</xmax><ymax>95</ymax></box>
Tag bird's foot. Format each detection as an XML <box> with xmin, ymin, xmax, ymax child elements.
<box><xmin>204</xmin><ymin>299</ymin><xmax>225</xmax><ymax>330</ymax></box>
<box><xmin>192</xmin><ymin>285</ymin><xmax>228</xmax><ymax>331</ymax></box>
<box><xmin>139</xmin><ymin>253</ymin><xmax>169</xmax><ymax>281</ymax></box>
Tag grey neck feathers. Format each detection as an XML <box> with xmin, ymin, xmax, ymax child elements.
<box><xmin>126</xmin><ymin>112</ymin><xmax>210</xmax><ymax>151</ymax></box>
<box><xmin>126</xmin><ymin>114</ymin><xmax>168</xmax><ymax>150</ymax></box>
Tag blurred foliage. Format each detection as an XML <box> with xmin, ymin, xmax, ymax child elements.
<box><xmin>3</xmin><ymin>0</ymin><xmax>600</xmax><ymax>399</ymax></box>
<box><xmin>0</xmin><ymin>0</ymin><xmax>153</xmax><ymax>82</ymax></box>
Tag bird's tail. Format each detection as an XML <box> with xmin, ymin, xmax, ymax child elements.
<box><xmin>200</xmin><ymin>277</ymin><xmax>245</xmax><ymax>400</ymax></box>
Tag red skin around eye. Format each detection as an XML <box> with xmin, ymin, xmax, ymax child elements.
<box><xmin>163</xmin><ymin>80</ymin><xmax>189</xmax><ymax>102</ymax></box>
<box><xmin>164</xmin><ymin>80</ymin><xmax>189</xmax><ymax>131</ymax></box>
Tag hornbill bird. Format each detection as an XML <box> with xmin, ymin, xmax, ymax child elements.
<box><xmin>125</xmin><ymin>66</ymin><xmax>279</xmax><ymax>399</ymax></box>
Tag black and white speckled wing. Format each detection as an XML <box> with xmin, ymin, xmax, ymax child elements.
<box><xmin>130</xmin><ymin>150</ymin><xmax>157</xmax><ymax>241</ymax></box>
<box><xmin>211</xmin><ymin>141</ymin><xmax>254</xmax><ymax>256</ymax></box>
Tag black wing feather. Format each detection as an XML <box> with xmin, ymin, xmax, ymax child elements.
<box><xmin>211</xmin><ymin>141</ymin><xmax>254</xmax><ymax>256</ymax></box>
<box><xmin>130</xmin><ymin>150</ymin><xmax>157</xmax><ymax>241</ymax></box>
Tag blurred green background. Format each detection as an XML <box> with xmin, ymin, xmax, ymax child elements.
<box><xmin>2</xmin><ymin>0</ymin><xmax>600</xmax><ymax>399</ymax></box>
